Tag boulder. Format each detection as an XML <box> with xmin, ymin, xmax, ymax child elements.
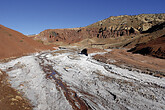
<box><xmin>81</xmin><ymin>49</ymin><xmax>88</xmax><ymax>56</ymax></box>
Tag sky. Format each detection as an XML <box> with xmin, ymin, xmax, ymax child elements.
<box><xmin>0</xmin><ymin>0</ymin><xmax>165</xmax><ymax>35</ymax></box>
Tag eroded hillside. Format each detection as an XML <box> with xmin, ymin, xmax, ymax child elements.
<box><xmin>0</xmin><ymin>25</ymin><xmax>54</xmax><ymax>60</ymax></box>
<box><xmin>34</xmin><ymin>14</ymin><xmax>165</xmax><ymax>49</ymax></box>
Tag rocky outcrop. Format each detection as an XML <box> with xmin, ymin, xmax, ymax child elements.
<box><xmin>87</xmin><ymin>14</ymin><xmax>165</xmax><ymax>32</ymax></box>
<box><xmin>96</xmin><ymin>26</ymin><xmax>139</xmax><ymax>38</ymax></box>
<box><xmin>35</xmin><ymin>26</ymin><xmax>139</xmax><ymax>44</ymax></box>
<box><xmin>80</xmin><ymin>48</ymin><xmax>88</xmax><ymax>56</ymax></box>
<box><xmin>35</xmin><ymin>28</ymin><xmax>99</xmax><ymax>44</ymax></box>
<box><xmin>128</xmin><ymin>21</ymin><xmax>165</xmax><ymax>59</ymax></box>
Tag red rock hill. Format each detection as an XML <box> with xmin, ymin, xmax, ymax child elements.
<box><xmin>0</xmin><ymin>24</ymin><xmax>53</xmax><ymax>59</ymax></box>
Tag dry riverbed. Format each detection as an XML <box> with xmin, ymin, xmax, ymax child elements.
<box><xmin>0</xmin><ymin>48</ymin><xmax>165</xmax><ymax>110</ymax></box>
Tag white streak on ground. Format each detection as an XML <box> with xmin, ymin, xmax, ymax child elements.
<box><xmin>0</xmin><ymin>49</ymin><xmax>165</xmax><ymax>110</ymax></box>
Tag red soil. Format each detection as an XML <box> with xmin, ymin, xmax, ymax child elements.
<box><xmin>93</xmin><ymin>49</ymin><xmax>165</xmax><ymax>77</ymax></box>
<box><xmin>0</xmin><ymin>25</ymin><xmax>54</xmax><ymax>60</ymax></box>
<box><xmin>129</xmin><ymin>35</ymin><xmax>165</xmax><ymax>59</ymax></box>
<box><xmin>87</xmin><ymin>48</ymin><xmax>106</xmax><ymax>54</ymax></box>
<box><xmin>0</xmin><ymin>70</ymin><xmax>32</xmax><ymax>110</ymax></box>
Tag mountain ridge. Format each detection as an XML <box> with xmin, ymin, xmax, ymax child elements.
<box><xmin>33</xmin><ymin>13</ymin><xmax>165</xmax><ymax>47</ymax></box>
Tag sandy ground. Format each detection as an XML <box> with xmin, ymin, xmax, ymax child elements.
<box><xmin>93</xmin><ymin>49</ymin><xmax>165</xmax><ymax>77</ymax></box>
<box><xmin>0</xmin><ymin>70</ymin><xmax>32</xmax><ymax>110</ymax></box>
<box><xmin>87</xmin><ymin>48</ymin><xmax>107</xmax><ymax>54</ymax></box>
<box><xmin>0</xmin><ymin>48</ymin><xmax>164</xmax><ymax>110</ymax></box>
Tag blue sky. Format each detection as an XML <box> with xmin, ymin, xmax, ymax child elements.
<box><xmin>0</xmin><ymin>0</ymin><xmax>164</xmax><ymax>35</ymax></box>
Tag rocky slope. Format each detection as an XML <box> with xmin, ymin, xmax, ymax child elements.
<box><xmin>127</xmin><ymin>21</ymin><xmax>165</xmax><ymax>58</ymax></box>
<box><xmin>34</xmin><ymin>13</ymin><xmax>165</xmax><ymax>48</ymax></box>
<box><xmin>128</xmin><ymin>35</ymin><xmax>165</xmax><ymax>59</ymax></box>
<box><xmin>0</xmin><ymin>24</ymin><xmax>53</xmax><ymax>60</ymax></box>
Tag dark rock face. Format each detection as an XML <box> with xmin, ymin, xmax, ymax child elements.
<box><xmin>81</xmin><ymin>49</ymin><xmax>88</xmax><ymax>56</ymax></box>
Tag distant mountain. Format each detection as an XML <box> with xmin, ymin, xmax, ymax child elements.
<box><xmin>34</xmin><ymin>13</ymin><xmax>165</xmax><ymax>46</ymax></box>
<box><xmin>33</xmin><ymin>13</ymin><xmax>165</xmax><ymax>58</ymax></box>
<box><xmin>0</xmin><ymin>24</ymin><xmax>53</xmax><ymax>59</ymax></box>
<box><xmin>87</xmin><ymin>14</ymin><xmax>165</xmax><ymax>32</ymax></box>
